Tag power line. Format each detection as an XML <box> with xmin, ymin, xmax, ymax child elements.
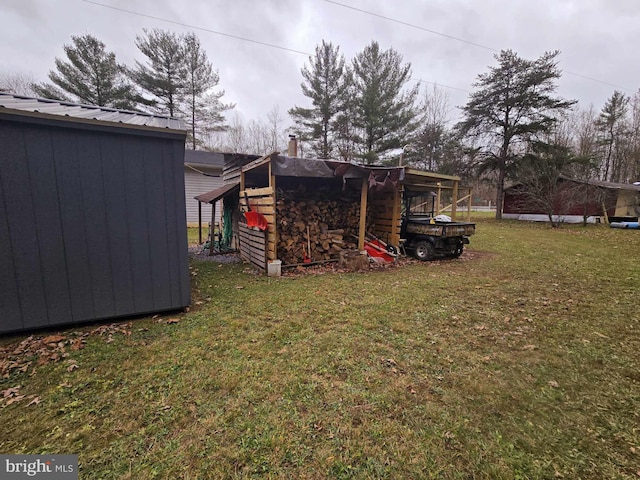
<box><xmin>80</xmin><ymin>0</ymin><xmax>312</xmax><ymax>56</ymax></box>
<box><xmin>323</xmin><ymin>0</ymin><xmax>497</xmax><ymax>52</ymax></box>
<box><xmin>79</xmin><ymin>0</ymin><xmax>470</xmax><ymax>94</ymax></box>
<box><xmin>322</xmin><ymin>0</ymin><xmax>632</xmax><ymax>92</ymax></box>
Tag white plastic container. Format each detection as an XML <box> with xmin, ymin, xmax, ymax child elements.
<box><xmin>267</xmin><ymin>260</ymin><xmax>282</xmax><ymax>277</ymax></box>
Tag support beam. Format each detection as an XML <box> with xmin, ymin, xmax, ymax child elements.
<box><xmin>358</xmin><ymin>176</ymin><xmax>368</xmax><ymax>251</ymax></box>
<box><xmin>390</xmin><ymin>185</ymin><xmax>401</xmax><ymax>246</ymax></box>
<box><xmin>436</xmin><ymin>183</ymin><xmax>442</xmax><ymax>216</ymax></box>
<box><xmin>198</xmin><ymin>201</ymin><xmax>202</xmax><ymax>245</ymax></box>
<box><xmin>209</xmin><ymin>201</ymin><xmax>216</xmax><ymax>256</ymax></box>
<box><xmin>451</xmin><ymin>180</ymin><xmax>459</xmax><ymax>220</ymax></box>
<box><xmin>467</xmin><ymin>187</ymin><xmax>472</xmax><ymax>222</ymax></box>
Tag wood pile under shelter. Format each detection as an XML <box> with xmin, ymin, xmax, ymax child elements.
<box><xmin>237</xmin><ymin>148</ymin><xmax>471</xmax><ymax>273</ymax></box>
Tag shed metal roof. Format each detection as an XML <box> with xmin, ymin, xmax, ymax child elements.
<box><xmin>0</xmin><ymin>93</ymin><xmax>186</xmax><ymax>131</ymax></box>
<box><xmin>195</xmin><ymin>182</ymin><xmax>240</xmax><ymax>204</ymax></box>
<box><xmin>184</xmin><ymin>150</ymin><xmax>225</xmax><ymax>167</ymax></box>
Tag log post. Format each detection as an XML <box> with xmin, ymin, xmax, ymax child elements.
<box><xmin>467</xmin><ymin>187</ymin><xmax>472</xmax><ymax>222</ymax></box>
<box><xmin>436</xmin><ymin>183</ymin><xmax>442</xmax><ymax>216</ymax></box>
<box><xmin>358</xmin><ymin>176</ymin><xmax>368</xmax><ymax>251</ymax></box>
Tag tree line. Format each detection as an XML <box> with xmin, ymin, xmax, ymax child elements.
<box><xmin>2</xmin><ymin>33</ymin><xmax>639</xmax><ymax>220</ymax></box>
<box><xmin>288</xmin><ymin>40</ymin><xmax>640</xmax><ymax>220</ymax></box>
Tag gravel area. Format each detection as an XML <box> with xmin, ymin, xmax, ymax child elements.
<box><xmin>188</xmin><ymin>246</ymin><xmax>242</xmax><ymax>264</ymax></box>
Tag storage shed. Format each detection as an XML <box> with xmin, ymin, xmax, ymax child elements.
<box><xmin>503</xmin><ymin>176</ymin><xmax>640</xmax><ymax>223</ymax></box>
<box><xmin>0</xmin><ymin>93</ymin><xmax>190</xmax><ymax>334</ymax></box>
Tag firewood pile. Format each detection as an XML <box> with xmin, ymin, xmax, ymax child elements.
<box><xmin>276</xmin><ymin>197</ymin><xmax>374</xmax><ymax>265</ymax></box>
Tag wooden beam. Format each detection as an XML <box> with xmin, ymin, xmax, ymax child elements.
<box><xmin>270</xmin><ymin>159</ymin><xmax>278</xmax><ymax>260</ymax></box>
<box><xmin>436</xmin><ymin>183</ymin><xmax>442</xmax><ymax>216</ymax></box>
<box><xmin>451</xmin><ymin>180</ymin><xmax>459</xmax><ymax>220</ymax></box>
<box><xmin>198</xmin><ymin>201</ymin><xmax>202</xmax><ymax>245</ymax></box>
<box><xmin>467</xmin><ymin>187</ymin><xmax>472</xmax><ymax>222</ymax></box>
<box><xmin>390</xmin><ymin>185</ymin><xmax>401</xmax><ymax>246</ymax></box>
<box><xmin>210</xmin><ymin>204</ymin><xmax>216</xmax><ymax>254</ymax></box>
<box><xmin>358</xmin><ymin>176</ymin><xmax>368</xmax><ymax>251</ymax></box>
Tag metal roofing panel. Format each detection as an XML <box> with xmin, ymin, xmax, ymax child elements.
<box><xmin>195</xmin><ymin>182</ymin><xmax>240</xmax><ymax>204</ymax></box>
<box><xmin>0</xmin><ymin>93</ymin><xmax>186</xmax><ymax>131</ymax></box>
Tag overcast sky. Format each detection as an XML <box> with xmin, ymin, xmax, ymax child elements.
<box><xmin>2</xmin><ymin>0</ymin><xmax>639</xmax><ymax>125</ymax></box>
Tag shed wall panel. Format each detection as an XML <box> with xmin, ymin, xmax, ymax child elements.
<box><xmin>99</xmin><ymin>132</ymin><xmax>136</xmax><ymax>316</ymax></box>
<box><xmin>122</xmin><ymin>136</ymin><xmax>155</xmax><ymax>313</ymax></box>
<box><xmin>0</xmin><ymin>126</ymin><xmax>26</xmax><ymax>331</ymax></box>
<box><xmin>143</xmin><ymin>140</ymin><xmax>173</xmax><ymax>311</ymax></box>
<box><xmin>22</xmin><ymin>127</ymin><xmax>74</xmax><ymax>325</ymax></box>
<box><xmin>51</xmin><ymin>128</ymin><xmax>96</xmax><ymax>323</ymax></box>
<box><xmin>2</xmin><ymin>124</ymin><xmax>53</xmax><ymax>328</ymax></box>
<box><xmin>78</xmin><ymin>131</ymin><xmax>116</xmax><ymax>319</ymax></box>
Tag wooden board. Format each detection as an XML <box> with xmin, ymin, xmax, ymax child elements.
<box><xmin>239</xmin><ymin>223</ymin><xmax>266</xmax><ymax>271</ymax></box>
<box><xmin>241</xmin><ymin>187</ymin><xmax>274</xmax><ymax>197</ymax></box>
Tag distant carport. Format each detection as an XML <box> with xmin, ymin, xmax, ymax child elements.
<box><xmin>195</xmin><ymin>182</ymin><xmax>240</xmax><ymax>253</ymax></box>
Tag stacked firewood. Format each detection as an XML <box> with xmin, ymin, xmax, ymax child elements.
<box><xmin>276</xmin><ymin>197</ymin><xmax>374</xmax><ymax>265</ymax></box>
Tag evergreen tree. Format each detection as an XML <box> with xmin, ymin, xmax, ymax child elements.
<box><xmin>130</xmin><ymin>29</ymin><xmax>186</xmax><ymax>117</ymax></box>
<box><xmin>457</xmin><ymin>49</ymin><xmax>575</xmax><ymax>219</ymax></box>
<box><xmin>288</xmin><ymin>40</ymin><xmax>347</xmax><ymax>159</ymax></box>
<box><xmin>350</xmin><ymin>41</ymin><xmax>418</xmax><ymax>164</ymax></box>
<box><xmin>33</xmin><ymin>34</ymin><xmax>136</xmax><ymax>109</ymax></box>
<box><xmin>596</xmin><ymin>90</ymin><xmax>629</xmax><ymax>182</ymax></box>
<box><xmin>181</xmin><ymin>32</ymin><xmax>233</xmax><ymax>149</ymax></box>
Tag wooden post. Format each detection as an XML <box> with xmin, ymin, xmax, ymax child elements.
<box><xmin>451</xmin><ymin>180</ymin><xmax>459</xmax><ymax>221</ymax></box>
<box><xmin>268</xmin><ymin>158</ymin><xmax>277</xmax><ymax>263</ymax></box>
<box><xmin>390</xmin><ymin>185</ymin><xmax>401</xmax><ymax>246</ymax></box>
<box><xmin>358</xmin><ymin>176</ymin><xmax>368</xmax><ymax>251</ymax></box>
<box><xmin>209</xmin><ymin>201</ymin><xmax>216</xmax><ymax>256</ymax></box>
<box><xmin>436</xmin><ymin>183</ymin><xmax>442</xmax><ymax>216</ymax></box>
<box><xmin>602</xmin><ymin>201</ymin><xmax>609</xmax><ymax>225</ymax></box>
<box><xmin>198</xmin><ymin>201</ymin><xmax>202</xmax><ymax>245</ymax></box>
<box><xmin>467</xmin><ymin>187</ymin><xmax>472</xmax><ymax>222</ymax></box>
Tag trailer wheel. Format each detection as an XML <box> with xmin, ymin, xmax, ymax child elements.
<box><xmin>413</xmin><ymin>240</ymin><xmax>434</xmax><ymax>261</ymax></box>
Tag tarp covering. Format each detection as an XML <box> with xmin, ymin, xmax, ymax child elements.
<box><xmin>271</xmin><ymin>156</ymin><xmax>404</xmax><ymax>193</ymax></box>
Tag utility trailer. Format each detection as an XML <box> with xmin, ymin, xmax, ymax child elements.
<box><xmin>401</xmin><ymin>190</ymin><xmax>475</xmax><ymax>260</ymax></box>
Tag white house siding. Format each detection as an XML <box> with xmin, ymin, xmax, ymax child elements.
<box><xmin>184</xmin><ymin>167</ymin><xmax>223</xmax><ymax>226</ymax></box>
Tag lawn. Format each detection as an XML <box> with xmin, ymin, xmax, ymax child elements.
<box><xmin>1</xmin><ymin>218</ymin><xmax>639</xmax><ymax>479</ymax></box>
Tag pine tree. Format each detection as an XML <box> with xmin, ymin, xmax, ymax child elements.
<box><xmin>181</xmin><ymin>33</ymin><xmax>234</xmax><ymax>149</ymax></box>
<box><xmin>457</xmin><ymin>49</ymin><xmax>576</xmax><ymax>219</ymax></box>
<box><xmin>33</xmin><ymin>34</ymin><xmax>136</xmax><ymax>109</ymax></box>
<box><xmin>349</xmin><ymin>41</ymin><xmax>418</xmax><ymax>164</ymax></box>
<box><xmin>596</xmin><ymin>90</ymin><xmax>629</xmax><ymax>182</ymax></box>
<box><xmin>130</xmin><ymin>29</ymin><xmax>186</xmax><ymax>117</ymax></box>
<box><xmin>289</xmin><ymin>40</ymin><xmax>347</xmax><ymax>159</ymax></box>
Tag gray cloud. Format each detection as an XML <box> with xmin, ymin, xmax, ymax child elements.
<box><xmin>1</xmin><ymin>0</ymin><xmax>637</xmax><ymax>125</ymax></box>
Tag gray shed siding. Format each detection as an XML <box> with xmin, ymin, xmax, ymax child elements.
<box><xmin>0</xmin><ymin>114</ymin><xmax>190</xmax><ymax>334</ymax></box>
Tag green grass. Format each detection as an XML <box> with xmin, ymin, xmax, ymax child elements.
<box><xmin>1</xmin><ymin>219</ymin><xmax>639</xmax><ymax>479</ymax></box>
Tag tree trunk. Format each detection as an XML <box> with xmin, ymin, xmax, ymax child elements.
<box><xmin>495</xmin><ymin>161</ymin><xmax>506</xmax><ymax>220</ymax></box>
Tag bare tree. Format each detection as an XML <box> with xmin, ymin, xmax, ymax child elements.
<box><xmin>409</xmin><ymin>84</ymin><xmax>452</xmax><ymax>170</ymax></box>
<box><xmin>0</xmin><ymin>71</ymin><xmax>37</xmax><ymax>96</ymax></box>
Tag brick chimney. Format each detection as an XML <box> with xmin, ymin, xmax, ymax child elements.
<box><xmin>288</xmin><ymin>135</ymin><xmax>298</xmax><ymax>157</ymax></box>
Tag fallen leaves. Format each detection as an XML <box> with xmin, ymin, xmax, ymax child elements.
<box><xmin>0</xmin><ymin>385</ymin><xmax>40</xmax><ymax>408</ymax></box>
<box><xmin>0</xmin><ymin>322</ymin><xmax>132</xmax><ymax>378</ymax></box>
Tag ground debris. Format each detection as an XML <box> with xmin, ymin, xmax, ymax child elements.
<box><xmin>0</xmin><ymin>321</ymin><xmax>132</xmax><ymax>378</ymax></box>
